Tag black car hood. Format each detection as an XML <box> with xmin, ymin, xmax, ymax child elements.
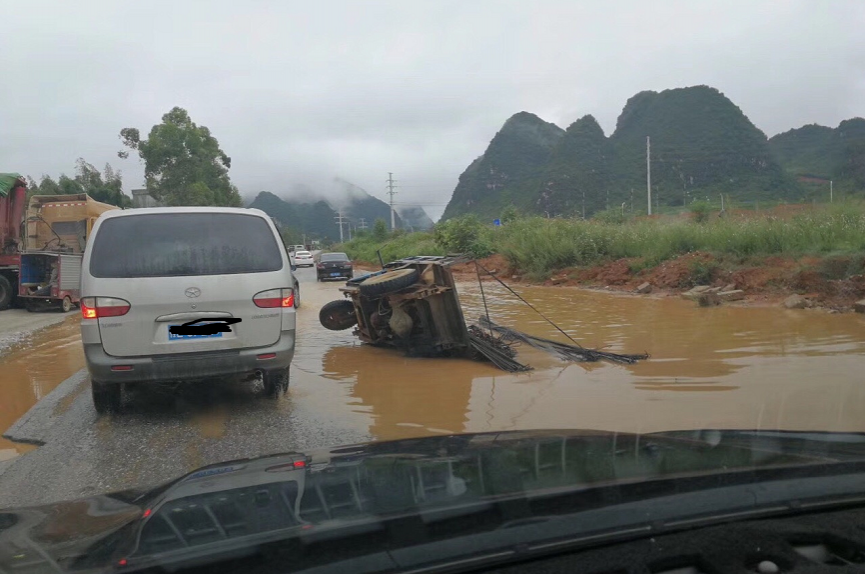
<box><xmin>4</xmin><ymin>428</ymin><xmax>865</xmax><ymax>573</ymax></box>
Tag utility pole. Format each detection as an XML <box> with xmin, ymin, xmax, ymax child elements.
<box><xmin>386</xmin><ymin>172</ymin><xmax>398</xmax><ymax>229</ymax></box>
<box><xmin>581</xmin><ymin>189</ymin><xmax>586</xmax><ymax>219</ymax></box>
<box><xmin>646</xmin><ymin>136</ymin><xmax>652</xmax><ymax>216</ymax></box>
<box><xmin>334</xmin><ymin>211</ymin><xmax>347</xmax><ymax>243</ymax></box>
<box><xmin>830</xmin><ymin>180</ymin><xmax>834</xmax><ymax>203</ymax></box>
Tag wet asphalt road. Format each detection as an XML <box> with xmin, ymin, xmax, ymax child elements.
<box><xmin>0</xmin><ymin>307</ymin><xmax>77</xmax><ymax>354</ymax></box>
<box><xmin>0</xmin><ymin>266</ymin><xmax>373</xmax><ymax>508</ymax></box>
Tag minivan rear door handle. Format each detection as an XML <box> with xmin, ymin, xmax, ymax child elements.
<box><xmin>154</xmin><ymin>311</ymin><xmax>234</xmax><ymax>323</ymax></box>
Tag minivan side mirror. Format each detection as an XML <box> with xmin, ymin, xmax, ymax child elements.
<box><xmin>291</xmin><ymin>264</ymin><xmax>298</xmax><ymax>272</ymax></box>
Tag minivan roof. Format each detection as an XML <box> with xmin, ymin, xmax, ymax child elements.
<box><xmin>98</xmin><ymin>206</ymin><xmax>271</xmax><ymax>220</ymax></box>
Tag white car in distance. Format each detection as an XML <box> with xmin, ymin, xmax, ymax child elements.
<box><xmin>293</xmin><ymin>250</ymin><xmax>314</xmax><ymax>267</ymax></box>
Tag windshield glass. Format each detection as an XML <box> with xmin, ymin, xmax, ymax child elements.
<box><xmin>1</xmin><ymin>3</ymin><xmax>863</xmax><ymax>573</ymax></box>
<box><xmin>89</xmin><ymin>213</ymin><xmax>282</xmax><ymax>277</ymax></box>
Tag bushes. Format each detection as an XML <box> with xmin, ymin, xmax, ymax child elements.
<box><xmin>690</xmin><ymin>200</ymin><xmax>712</xmax><ymax>223</ymax></box>
<box><xmin>684</xmin><ymin>259</ymin><xmax>720</xmax><ymax>287</ymax></box>
<box><xmin>433</xmin><ymin>215</ymin><xmax>493</xmax><ymax>258</ymax></box>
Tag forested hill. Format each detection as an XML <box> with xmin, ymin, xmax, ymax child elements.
<box><xmin>768</xmin><ymin>118</ymin><xmax>865</xmax><ymax>192</ymax></box>
<box><xmin>248</xmin><ymin>191</ymin><xmax>340</xmax><ymax>242</ymax></box>
<box><xmin>443</xmin><ymin>85</ymin><xmax>804</xmax><ymax>220</ymax></box>
<box><xmin>248</xmin><ymin>178</ymin><xmax>432</xmax><ymax>242</ymax></box>
<box><xmin>440</xmin><ymin>112</ymin><xmax>565</xmax><ymax>220</ymax></box>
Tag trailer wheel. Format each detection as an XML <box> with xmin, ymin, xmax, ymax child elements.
<box><xmin>0</xmin><ymin>276</ymin><xmax>12</xmax><ymax>311</ymax></box>
<box><xmin>358</xmin><ymin>268</ymin><xmax>419</xmax><ymax>297</ymax></box>
<box><xmin>319</xmin><ymin>299</ymin><xmax>358</xmax><ymax>331</ymax></box>
<box><xmin>60</xmin><ymin>296</ymin><xmax>72</xmax><ymax>313</ymax></box>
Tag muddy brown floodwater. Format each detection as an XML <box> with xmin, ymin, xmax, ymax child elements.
<box><xmin>4</xmin><ymin>274</ymin><xmax>865</xmax><ymax>466</ymax></box>
<box><xmin>0</xmin><ymin>316</ymin><xmax>84</xmax><ymax>461</ymax></box>
<box><xmin>303</xmin><ymin>278</ymin><xmax>865</xmax><ymax>441</ymax></box>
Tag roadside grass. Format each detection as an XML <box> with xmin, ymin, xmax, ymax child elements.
<box><xmin>493</xmin><ymin>201</ymin><xmax>865</xmax><ymax>278</ymax></box>
<box><xmin>336</xmin><ymin>231</ymin><xmax>443</xmax><ymax>264</ymax></box>
<box><xmin>336</xmin><ymin>201</ymin><xmax>865</xmax><ymax>279</ymax></box>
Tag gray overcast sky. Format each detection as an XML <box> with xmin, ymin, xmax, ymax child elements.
<box><xmin>2</xmin><ymin>1</ymin><xmax>863</xmax><ymax>220</ymax></box>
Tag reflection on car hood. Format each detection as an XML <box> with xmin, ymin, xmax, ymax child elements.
<box><xmin>4</xmin><ymin>428</ymin><xmax>865</xmax><ymax>573</ymax></box>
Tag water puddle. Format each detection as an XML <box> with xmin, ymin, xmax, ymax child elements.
<box><xmin>299</xmin><ymin>279</ymin><xmax>865</xmax><ymax>441</ymax></box>
<box><xmin>0</xmin><ymin>317</ymin><xmax>84</xmax><ymax>459</ymax></box>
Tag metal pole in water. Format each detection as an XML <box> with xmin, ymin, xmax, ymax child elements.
<box><xmin>475</xmin><ymin>260</ymin><xmax>493</xmax><ymax>337</ymax></box>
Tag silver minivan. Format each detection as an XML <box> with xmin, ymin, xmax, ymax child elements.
<box><xmin>80</xmin><ymin>207</ymin><xmax>297</xmax><ymax>413</ymax></box>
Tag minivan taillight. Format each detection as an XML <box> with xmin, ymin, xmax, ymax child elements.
<box><xmin>253</xmin><ymin>288</ymin><xmax>294</xmax><ymax>308</ymax></box>
<box><xmin>81</xmin><ymin>297</ymin><xmax>131</xmax><ymax>319</ymax></box>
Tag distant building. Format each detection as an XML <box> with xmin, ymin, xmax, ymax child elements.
<box><xmin>131</xmin><ymin>188</ymin><xmax>165</xmax><ymax>208</ymax></box>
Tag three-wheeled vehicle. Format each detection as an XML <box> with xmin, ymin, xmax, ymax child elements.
<box><xmin>320</xmin><ymin>256</ymin><xmax>474</xmax><ymax>358</ymax></box>
<box><xmin>18</xmin><ymin>193</ymin><xmax>118</xmax><ymax>311</ymax></box>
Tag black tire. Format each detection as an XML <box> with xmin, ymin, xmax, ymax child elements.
<box><xmin>60</xmin><ymin>296</ymin><xmax>72</xmax><ymax>313</ymax></box>
<box><xmin>0</xmin><ymin>275</ymin><xmax>12</xmax><ymax>311</ymax></box>
<box><xmin>319</xmin><ymin>299</ymin><xmax>358</xmax><ymax>331</ymax></box>
<box><xmin>23</xmin><ymin>299</ymin><xmax>42</xmax><ymax>313</ymax></box>
<box><xmin>358</xmin><ymin>268</ymin><xmax>419</xmax><ymax>297</ymax></box>
<box><xmin>92</xmin><ymin>380</ymin><xmax>121</xmax><ymax>414</ymax></box>
<box><xmin>262</xmin><ymin>367</ymin><xmax>289</xmax><ymax>398</ymax></box>
<box><xmin>293</xmin><ymin>283</ymin><xmax>301</xmax><ymax>309</ymax></box>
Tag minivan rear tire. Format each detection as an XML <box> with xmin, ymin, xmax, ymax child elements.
<box><xmin>263</xmin><ymin>367</ymin><xmax>289</xmax><ymax>398</ymax></box>
<box><xmin>92</xmin><ymin>380</ymin><xmax>121</xmax><ymax>414</ymax></box>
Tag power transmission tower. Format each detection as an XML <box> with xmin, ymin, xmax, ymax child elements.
<box><xmin>358</xmin><ymin>218</ymin><xmax>368</xmax><ymax>230</ymax></box>
<box><xmin>334</xmin><ymin>211</ymin><xmax>348</xmax><ymax>242</ymax></box>
<box><xmin>386</xmin><ymin>172</ymin><xmax>398</xmax><ymax>229</ymax></box>
<box><xmin>646</xmin><ymin>136</ymin><xmax>652</xmax><ymax>216</ymax></box>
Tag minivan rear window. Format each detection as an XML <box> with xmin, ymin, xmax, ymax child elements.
<box><xmin>89</xmin><ymin>213</ymin><xmax>283</xmax><ymax>278</ymax></box>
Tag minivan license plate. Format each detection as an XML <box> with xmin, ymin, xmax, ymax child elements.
<box><xmin>168</xmin><ymin>326</ymin><xmax>224</xmax><ymax>341</ymax></box>
<box><xmin>330</xmin><ymin>272</ymin><xmax>341</xmax><ymax>276</ymax></box>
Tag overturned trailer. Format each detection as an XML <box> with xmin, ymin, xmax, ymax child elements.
<box><xmin>320</xmin><ymin>256</ymin><xmax>648</xmax><ymax>371</ymax></box>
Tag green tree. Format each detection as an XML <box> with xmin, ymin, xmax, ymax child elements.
<box><xmin>280</xmin><ymin>225</ymin><xmax>303</xmax><ymax>246</ymax></box>
<box><xmin>119</xmin><ymin>107</ymin><xmax>242</xmax><ymax>207</ymax></box>
<box><xmin>372</xmin><ymin>218</ymin><xmax>388</xmax><ymax>241</ymax></box>
<box><xmin>27</xmin><ymin>160</ymin><xmax>132</xmax><ymax>207</ymax></box>
<box><xmin>433</xmin><ymin>214</ymin><xmax>492</xmax><ymax>257</ymax></box>
<box><xmin>689</xmin><ymin>200</ymin><xmax>712</xmax><ymax>223</ymax></box>
<box><xmin>30</xmin><ymin>175</ymin><xmax>61</xmax><ymax>197</ymax></box>
<box><xmin>73</xmin><ymin>159</ymin><xmax>131</xmax><ymax>207</ymax></box>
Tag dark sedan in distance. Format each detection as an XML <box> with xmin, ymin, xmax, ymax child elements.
<box><xmin>317</xmin><ymin>252</ymin><xmax>353</xmax><ymax>281</ymax></box>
